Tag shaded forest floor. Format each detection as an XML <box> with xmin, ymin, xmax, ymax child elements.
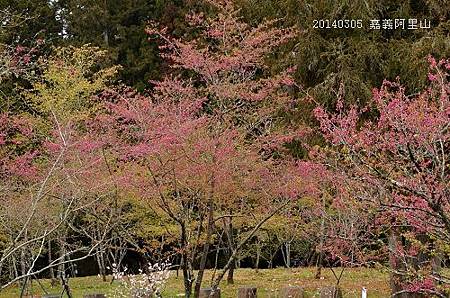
<box><xmin>1</xmin><ymin>267</ymin><xmax>391</xmax><ymax>297</ymax></box>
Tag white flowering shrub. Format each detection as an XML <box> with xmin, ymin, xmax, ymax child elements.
<box><xmin>108</xmin><ymin>262</ymin><xmax>171</xmax><ymax>298</ymax></box>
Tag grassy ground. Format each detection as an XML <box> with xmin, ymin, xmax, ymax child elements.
<box><xmin>1</xmin><ymin>267</ymin><xmax>391</xmax><ymax>297</ymax></box>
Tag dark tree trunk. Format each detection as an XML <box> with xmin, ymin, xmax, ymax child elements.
<box><xmin>210</xmin><ymin>199</ymin><xmax>291</xmax><ymax>293</ymax></box>
<box><xmin>225</xmin><ymin>216</ymin><xmax>235</xmax><ymax>285</ymax></box>
<box><xmin>61</xmin><ymin>275</ymin><xmax>73</xmax><ymax>298</ymax></box>
<box><xmin>180</xmin><ymin>223</ymin><xmax>193</xmax><ymax>298</ymax></box>
<box><xmin>48</xmin><ymin>241</ymin><xmax>55</xmax><ymax>280</ymax></box>
<box><xmin>227</xmin><ymin>260</ymin><xmax>235</xmax><ymax>285</ymax></box>
<box><xmin>194</xmin><ymin>199</ymin><xmax>214</xmax><ymax>298</ymax></box>
<box><xmin>388</xmin><ymin>227</ymin><xmax>407</xmax><ymax>298</ymax></box>
<box><xmin>255</xmin><ymin>239</ymin><xmax>261</xmax><ymax>272</ymax></box>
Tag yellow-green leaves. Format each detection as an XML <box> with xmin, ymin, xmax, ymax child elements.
<box><xmin>26</xmin><ymin>45</ymin><xmax>119</xmax><ymax>124</ymax></box>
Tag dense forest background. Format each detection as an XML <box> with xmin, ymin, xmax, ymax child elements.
<box><xmin>0</xmin><ymin>0</ymin><xmax>449</xmax><ymax>295</ymax></box>
<box><xmin>2</xmin><ymin>0</ymin><xmax>449</xmax><ymax>108</ymax></box>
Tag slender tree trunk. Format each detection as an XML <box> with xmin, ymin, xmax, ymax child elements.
<box><xmin>96</xmin><ymin>247</ymin><xmax>107</xmax><ymax>282</ymax></box>
<box><xmin>176</xmin><ymin>255</ymin><xmax>180</xmax><ymax>278</ymax></box>
<box><xmin>102</xmin><ymin>0</ymin><xmax>109</xmax><ymax>46</ymax></box>
<box><xmin>19</xmin><ymin>275</ymin><xmax>29</xmax><ymax>298</ymax></box>
<box><xmin>180</xmin><ymin>223</ymin><xmax>193</xmax><ymax>298</ymax></box>
<box><xmin>225</xmin><ymin>216</ymin><xmax>235</xmax><ymax>284</ymax></box>
<box><xmin>48</xmin><ymin>241</ymin><xmax>55</xmax><ymax>280</ymax></box>
<box><xmin>284</xmin><ymin>242</ymin><xmax>291</xmax><ymax>268</ymax></box>
<box><xmin>211</xmin><ymin>239</ymin><xmax>221</xmax><ymax>282</ymax></box>
<box><xmin>0</xmin><ymin>256</ymin><xmax>3</xmax><ymax>278</ymax></box>
<box><xmin>268</xmin><ymin>247</ymin><xmax>278</xmax><ymax>269</ymax></box>
<box><xmin>227</xmin><ymin>260</ymin><xmax>235</xmax><ymax>285</ymax></box>
<box><xmin>387</xmin><ymin>230</ymin><xmax>426</xmax><ymax>298</ymax></box>
<box><xmin>12</xmin><ymin>255</ymin><xmax>18</xmax><ymax>281</ymax></box>
<box><xmin>210</xmin><ymin>199</ymin><xmax>290</xmax><ymax>294</ymax></box>
<box><xmin>280</xmin><ymin>240</ymin><xmax>291</xmax><ymax>269</ymax></box>
<box><xmin>194</xmin><ymin>164</ymin><xmax>216</xmax><ymax>298</ymax></box>
<box><xmin>58</xmin><ymin>235</ymin><xmax>66</xmax><ymax>283</ymax></box>
<box><xmin>20</xmin><ymin>248</ymin><xmax>28</xmax><ymax>296</ymax></box>
<box><xmin>255</xmin><ymin>239</ymin><xmax>261</xmax><ymax>272</ymax></box>
<box><xmin>388</xmin><ymin>227</ymin><xmax>406</xmax><ymax>298</ymax></box>
<box><xmin>61</xmin><ymin>274</ymin><xmax>73</xmax><ymax>298</ymax></box>
<box><xmin>57</xmin><ymin>252</ymin><xmax>65</xmax><ymax>280</ymax></box>
<box><xmin>20</xmin><ymin>248</ymin><xmax>26</xmax><ymax>278</ymax></box>
<box><xmin>194</xmin><ymin>199</ymin><xmax>214</xmax><ymax>298</ymax></box>
<box><xmin>181</xmin><ymin>253</ymin><xmax>192</xmax><ymax>298</ymax></box>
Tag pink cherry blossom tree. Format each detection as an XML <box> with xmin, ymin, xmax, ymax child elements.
<box><xmin>0</xmin><ymin>46</ymin><xmax>120</xmax><ymax>296</ymax></box>
<box><xmin>96</xmin><ymin>1</ymin><xmax>303</xmax><ymax>297</ymax></box>
<box><xmin>314</xmin><ymin>57</ymin><xmax>450</xmax><ymax>297</ymax></box>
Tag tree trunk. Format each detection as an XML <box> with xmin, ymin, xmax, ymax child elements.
<box><xmin>96</xmin><ymin>247</ymin><xmax>107</xmax><ymax>282</ymax></box>
<box><xmin>102</xmin><ymin>0</ymin><xmax>109</xmax><ymax>46</ymax></box>
<box><xmin>227</xmin><ymin>260</ymin><xmax>235</xmax><ymax>285</ymax></box>
<box><xmin>20</xmin><ymin>248</ymin><xmax>28</xmax><ymax>296</ymax></box>
<box><xmin>20</xmin><ymin>248</ymin><xmax>27</xmax><ymax>278</ymax></box>
<box><xmin>388</xmin><ymin>227</ymin><xmax>406</xmax><ymax>297</ymax></box>
<box><xmin>194</xmin><ymin>199</ymin><xmax>215</xmax><ymax>298</ymax></box>
<box><xmin>286</xmin><ymin>242</ymin><xmax>291</xmax><ymax>268</ymax></box>
<box><xmin>255</xmin><ymin>239</ymin><xmax>261</xmax><ymax>272</ymax></box>
<box><xmin>58</xmin><ymin>239</ymin><xmax>66</xmax><ymax>281</ymax></box>
<box><xmin>48</xmin><ymin>241</ymin><xmax>55</xmax><ymax>280</ymax></box>
<box><xmin>225</xmin><ymin>216</ymin><xmax>235</xmax><ymax>285</ymax></box>
<box><xmin>179</xmin><ymin>220</ymin><xmax>194</xmax><ymax>298</ymax></box>
<box><xmin>11</xmin><ymin>255</ymin><xmax>18</xmax><ymax>281</ymax></box>
<box><xmin>268</xmin><ymin>248</ymin><xmax>278</xmax><ymax>269</ymax></box>
<box><xmin>181</xmin><ymin>252</ymin><xmax>193</xmax><ymax>298</ymax></box>
<box><xmin>61</xmin><ymin>274</ymin><xmax>73</xmax><ymax>298</ymax></box>
<box><xmin>281</xmin><ymin>241</ymin><xmax>291</xmax><ymax>268</ymax></box>
<box><xmin>210</xmin><ymin>199</ymin><xmax>291</xmax><ymax>293</ymax></box>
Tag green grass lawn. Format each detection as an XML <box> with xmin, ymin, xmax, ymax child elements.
<box><xmin>1</xmin><ymin>267</ymin><xmax>391</xmax><ymax>297</ymax></box>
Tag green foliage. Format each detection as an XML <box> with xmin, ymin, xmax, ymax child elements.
<box><xmin>2</xmin><ymin>0</ymin><xmax>450</xmax><ymax>102</ymax></box>
<box><xmin>53</xmin><ymin>0</ymin><xmax>204</xmax><ymax>90</ymax></box>
<box><xmin>25</xmin><ymin>45</ymin><xmax>119</xmax><ymax>123</ymax></box>
<box><xmin>237</xmin><ymin>0</ymin><xmax>450</xmax><ymax>116</ymax></box>
<box><xmin>121</xmin><ymin>196</ymin><xmax>179</xmax><ymax>243</ymax></box>
<box><xmin>0</xmin><ymin>0</ymin><xmax>61</xmax><ymax>44</ymax></box>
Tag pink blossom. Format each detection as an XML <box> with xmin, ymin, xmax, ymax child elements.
<box><xmin>427</xmin><ymin>73</ymin><xmax>437</xmax><ymax>81</ymax></box>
